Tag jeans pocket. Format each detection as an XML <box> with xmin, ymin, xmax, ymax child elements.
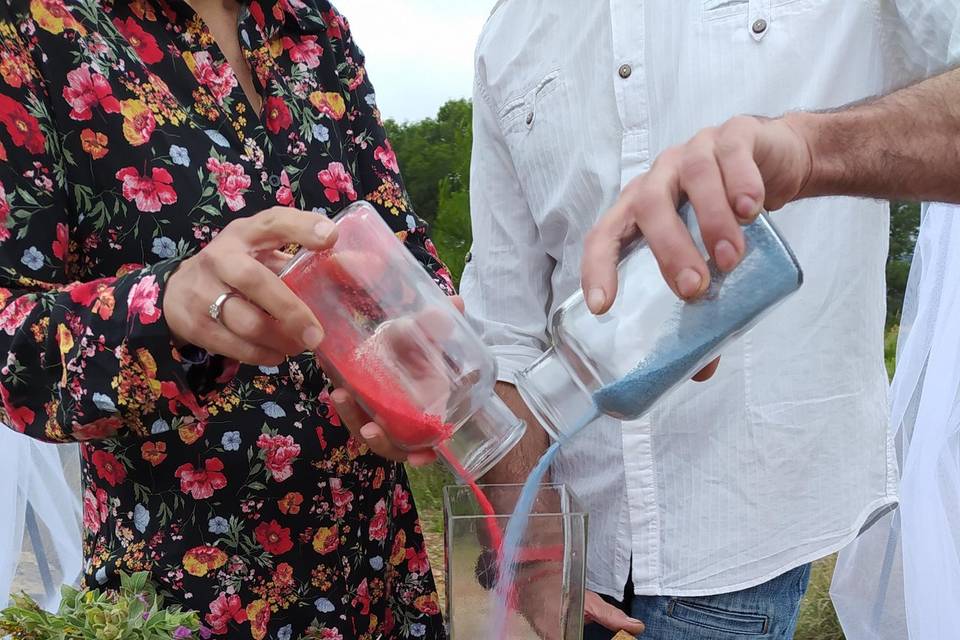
<box><xmin>667</xmin><ymin>598</ymin><xmax>770</xmax><ymax>636</ymax></box>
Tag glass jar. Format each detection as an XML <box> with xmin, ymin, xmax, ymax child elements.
<box><xmin>443</xmin><ymin>483</ymin><xmax>587</xmax><ymax>640</ymax></box>
<box><xmin>280</xmin><ymin>201</ymin><xmax>525</xmax><ymax>478</ymax></box>
<box><xmin>516</xmin><ymin>205</ymin><xmax>804</xmax><ymax>440</ymax></box>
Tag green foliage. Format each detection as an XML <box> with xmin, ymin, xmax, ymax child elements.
<box><xmin>388</xmin><ymin>99</ymin><xmax>474</xmax><ymax>285</ymax></box>
<box><xmin>887</xmin><ymin>202</ymin><xmax>921</xmax><ymax>327</ymax></box>
<box><xmin>407</xmin><ymin>463</ymin><xmax>455</xmax><ymax>535</ymax></box>
<box><xmin>385</xmin><ymin>99</ymin><xmax>473</xmax><ymax>225</ymax></box>
<box><xmin>885</xmin><ymin>325</ymin><xmax>899</xmax><ymax>379</ymax></box>
<box><xmin>795</xmin><ymin>556</ymin><xmax>845</xmax><ymax>640</ymax></box>
<box><xmin>432</xmin><ymin>181</ymin><xmax>472</xmax><ymax>284</ymax></box>
<box><xmin>0</xmin><ymin>572</ymin><xmax>200</xmax><ymax>640</ymax></box>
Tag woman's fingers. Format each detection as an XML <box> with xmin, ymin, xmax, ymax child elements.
<box><xmin>216</xmin><ymin>294</ymin><xmax>304</xmax><ymax>356</ymax></box>
<box><xmin>330</xmin><ymin>388</ymin><xmax>410</xmax><ymax>463</ymax></box>
<box><xmin>257</xmin><ymin>249</ymin><xmax>300</xmax><ymax>275</ymax></box>
<box><xmin>236</xmin><ymin>207</ymin><xmax>338</xmax><ymax>252</ymax></box>
<box><xmin>358</xmin><ymin>423</ymin><xmax>415</xmax><ymax>463</ymax></box>
<box><xmin>216</xmin><ymin>255</ymin><xmax>325</xmax><ymax>352</ymax></box>
<box><xmin>330</xmin><ymin>388</ymin><xmax>371</xmax><ymax>439</ymax></box>
<box><xmin>407</xmin><ymin>449</ymin><xmax>438</xmax><ymax>467</ymax></box>
<box><xmin>200</xmin><ymin>323</ymin><xmax>287</xmax><ymax>366</ymax></box>
<box><xmin>330</xmin><ymin>388</ymin><xmax>437</xmax><ymax>465</ymax></box>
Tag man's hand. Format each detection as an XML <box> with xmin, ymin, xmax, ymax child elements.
<box><xmin>585</xmin><ymin>591</ymin><xmax>646</xmax><ymax>637</ymax></box>
<box><xmin>514</xmin><ymin>562</ymin><xmax>644</xmax><ymax>639</ymax></box>
<box><xmin>581</xmin><ymin>115</ymin><xmax>812</xmax><ymax>314</ymax></box>
<box><xmin>583</xmin><ymin>66</ymin><xmax>960</xmax><ymax>314</ymax></box>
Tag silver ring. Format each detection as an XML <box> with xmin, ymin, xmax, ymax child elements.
<box><xmin>208</xmin><ymin>292</ymin><xmax>237</xmax><ymax>325</ymax></box>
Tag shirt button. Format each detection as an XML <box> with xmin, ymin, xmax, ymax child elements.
<box><xmin>525</xmin><ymin>112</ymin><xmax>534</xmax><ymax>126</ymax></box>
<box><xmin>268</xmin><ymin>174</ymin><xmax>282</xmax><ymax>187</ymax></box>
<box><xmin>752</xmin><ymin>18</ymin><xmax>768</xmax><ymax>34</ymax></box>
<box><xmin>464</xmin><ymin>251</ymin><xmax>473</xmax><ymax>263</ymax></box>
<box><xmin>618</xmin><ymin>64</ymin><xmax>633</xmax><ymax>79</ymax></box>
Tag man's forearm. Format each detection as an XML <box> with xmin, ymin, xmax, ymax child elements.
<box><xmin>792</xmin><ymin>66</ymin><xmax>960</xmax><ymax>203</ymax></box>
<box><xmin>481</xmin><ymin>381</ymin><xmax>550</xmax><ymax>485</ymax></box>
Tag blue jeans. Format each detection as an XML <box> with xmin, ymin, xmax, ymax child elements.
<box><xmin>583</xmin><ymin>564</ymin><xmax>811</xmax><ymax>640</ymax></box>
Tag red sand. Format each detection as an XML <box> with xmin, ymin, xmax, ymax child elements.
<box><xmin>436</xmin><ymin>443</ymin><xmax>504</xmax><ymax>556</ymax></box>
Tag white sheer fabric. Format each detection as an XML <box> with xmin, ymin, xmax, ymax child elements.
<box><xmin>0</xmin><ymin>429</ymin><xmax>82</xmax><ymax>611</ymax></box>
<box><xmin>832</xmin><ymin>202</ymin><xmax>960</xmax><ymax>639</ymax></box>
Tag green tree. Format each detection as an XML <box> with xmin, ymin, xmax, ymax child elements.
<box><xmin>386</xmin><ymin>99</ymin><xmax>473</xmax><ymax>224</ymax></box>
<box><xmin>887</xmin><ymin>201</ymin><xmax>921</xmax><ymax>327</ymax></box>
<box><xmin>431</xmin><ymin>101</ymin><xmax>473</xmax><ymax>284</ymax></box>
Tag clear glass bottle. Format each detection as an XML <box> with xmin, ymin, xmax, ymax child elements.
<box><xmin>280</xmin><ymin>201</ymin><xmax>525</xmax><ymax>477</ymax></box>
<box><xmin>516</xmin><ymin>205</ymin><xmax>804</xmax><ymax>441</ymax></box>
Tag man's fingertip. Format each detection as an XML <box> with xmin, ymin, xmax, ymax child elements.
<box><xmin>586</xmin><ymin>287</ymin><xmax>607</xmax><ymax>315</ymax></box>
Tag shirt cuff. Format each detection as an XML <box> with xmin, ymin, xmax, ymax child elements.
<box><xmin>491</xmin><ymin>344</ymin><xmax>547</xmax><ymax>385</ymax></box>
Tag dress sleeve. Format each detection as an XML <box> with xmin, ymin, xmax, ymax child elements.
<box><xmin>0</xmin><ymin>31</ymin><xmax>201</xmax><ymax>443</ymax></box>
<box><xmin>331</xmin><ymin>7</ymin><xmax>456</xmax><ymax>296</ymax></box>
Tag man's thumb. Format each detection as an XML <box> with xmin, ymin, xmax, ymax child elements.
<box><xmin>585</xmin><ymin>592</ymin><xmax>645</xmax><ymax>636</ymax></box>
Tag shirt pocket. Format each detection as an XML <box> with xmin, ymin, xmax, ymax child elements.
<box><xmin>701</xmin><ymin>0</ymin><xmax>829</xmax><ymax>32</ymax></box>
<box><xmin>498</xmin><ymin>69</ymin><xmax>563</xmax><ymax>138</ymax></box>
<box><xmin>496</xmin><ymin>69</ymin><xmax>569</xmax><ymax>218</ymax></box>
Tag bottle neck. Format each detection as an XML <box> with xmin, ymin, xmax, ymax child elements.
<box><xmin>442</xmin><ymin>393</ymin><xmax>526</xmax><ymax>479</ymax></box>
<box><xmin>516</xmin><ymin>347</ymin><xmax>599</xmax><ymax>442</ymax></box>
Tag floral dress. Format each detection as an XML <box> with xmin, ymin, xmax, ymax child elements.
<box><xmin>0</xmin><ymin>0</ymin><xmax>451</xmax><ymax>638</ymax></box>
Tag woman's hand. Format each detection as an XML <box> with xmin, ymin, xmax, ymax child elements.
<box><xmin>164</xmin><ymin>207</ymin><xmax>337</xmax><ymax>366</ymax></box>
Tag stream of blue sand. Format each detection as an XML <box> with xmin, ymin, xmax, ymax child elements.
<box><xmin>491</xmin><ymin>409</ymin><xmax>597</xmax><ymax>638</ymax></box>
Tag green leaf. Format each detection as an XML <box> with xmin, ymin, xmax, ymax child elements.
<box><xmin>120</xmin><ymin>571</ymin><xmax>149</xmax><ymax>594</ymax></box>
<box><xmin>16</xmin><ymin>186</ymin><xmax>38</xmax><ymax>206</ymax></box>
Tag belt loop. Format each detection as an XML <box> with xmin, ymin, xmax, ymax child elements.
<box><xmin>748</xmin><ymin>0</ymin><xmax>772</xmax><ymax>42</ymax></box>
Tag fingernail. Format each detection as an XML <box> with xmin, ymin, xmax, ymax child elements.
<box><xmin>736</xmin><ymin>195</ymin><xmax>759</xmax><ymax>219</ymax></box>
<box><xmin>302</xmin><ymin>325</ymin><xmax>324</xmax><ymax>350</ymax></box>
<box><xmin>587</xmin><ymin>287</ymin><xmax>607</xmax><ymax>314</ymax></box>
<box><xmin>675</xmin><ymin>268</ymin><xmax>704</xmax><ymax>298</ymax></box>
<box><xmin>360</xmin><ymin>424</ymin><xmax>378</xmax><ymax>440</ymax></box>
<box><xmin>715</xmin><ymin>239</ymin><xmax>741</xmax><ymax>272</ymax></box>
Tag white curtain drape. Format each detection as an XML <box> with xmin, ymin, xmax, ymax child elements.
<box><xmin>832</xmin><ymin>202</ymin><xmax>960</xmax><ymax>639</ymax></box>
<box><xmin>0</xmin><ymin>428</ymin><xmax>83</xmax><ymax>611</ymax></box>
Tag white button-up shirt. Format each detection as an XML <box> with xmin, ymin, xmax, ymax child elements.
<box><xmin>461</xmin><ymin>0</ymin><xmax>959</xmax><ymax>598</ymax></box>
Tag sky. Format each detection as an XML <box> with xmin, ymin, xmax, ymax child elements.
<box><xmin>336</xmin><ymin>1</ymin><xmax>495</xmax><ymax>122</ymax></box>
